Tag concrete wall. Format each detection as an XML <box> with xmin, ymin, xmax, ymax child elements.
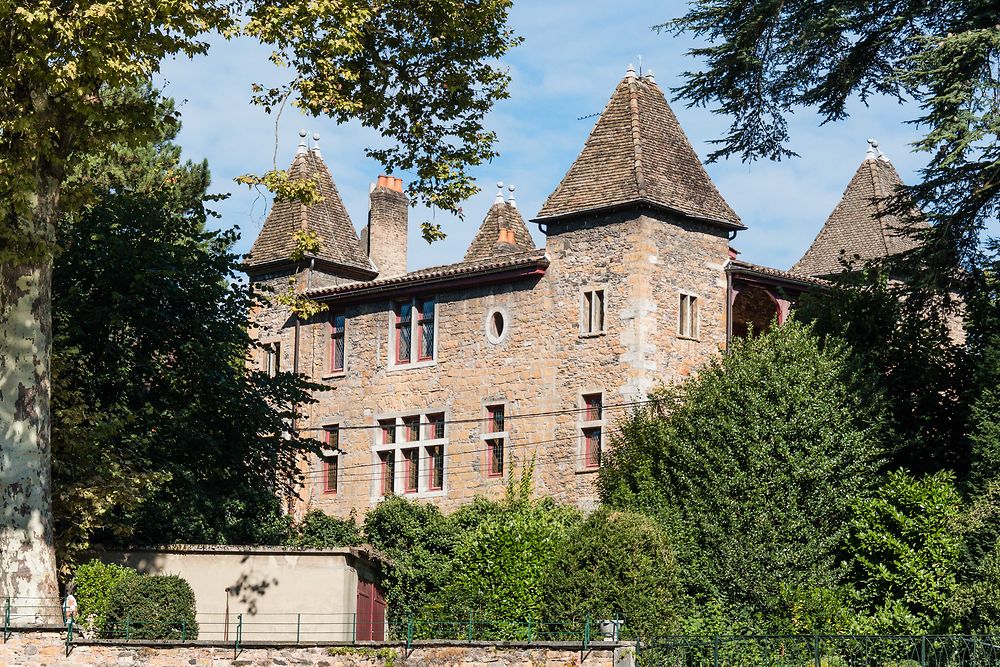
<box><xmin>0</xmin><ymin>631</ymin><xmax>631</xmax><ymax>667</ymax></box>
<box><xmin>101</xmin><ymin>546</ymin><xmax>380</xmax><ymax>642</ymax></box>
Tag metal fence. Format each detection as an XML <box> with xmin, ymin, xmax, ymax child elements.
<box><xmin>5</xmin><ymin>597</ymin><xmax>1000</xmax><ymax>667</ymax></box>
<box><xmin>639</xmin><ymin>635</ymin><xmax>1000</xmax><ymax>667</ymax></box>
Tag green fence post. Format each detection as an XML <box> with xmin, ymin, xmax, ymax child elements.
<box><xmin>813</xmin><ymin>635</ymin><xmax>821</xmax><ymax>667</ymax></box>
<box><xmin>527</xmin><ymin>616</ymin><xmax>533</xmax><ymax>643</ymax></box>
<box><xmin>407</xmin><ymin>615</ymin><xmax>413</xmax><ymax>652</ymax></box>
<box><xmin>467</xmin><ymin>611</ymin><xmax>473</xmax><ymax>642</ymax></box>
<box><xmin>713</xmin><ymin>635</ymin><xmax>720</xmax><ymax>667</ymax></box>
<box><xmin>234</xmin><ymin>613</ymin><xmax>242</xmax><ymax>660</ymax></box>
<box><xmin>921</xmin><ymin>636</ymin><xmax>927</xmax><ymax>667</ymax></box>
<box><xmin>584</xmin><ymin>615</ymin><xmax>591</xmax><ymax>651</ymax></box>
<box><xmin>296</xmin><ymin>613</ymin><xmax>301</xmax><ymax>644</ymax></box>
<box><xmin>4</xmin><ymin>598</ymin><xmax>9</xmax><ymax>643</ymax></box>
<box><xmin>182</xmin><ymin>620</ymin><xmax>187</xmax><ymax>641</ymax></box>
<box><xmin>125</xmin><ymin>614</ymin><xmax>131</xmax><ymax>641</ymax></box>
<box><xmin>352</xmin><ymin>612</ymin><xmax>356</xmax><ymax>643</ymax></box>
<box><xmin>66</xmin><ymin>618</ymin><xmax>73</xmax><ymax>657</ymax></box>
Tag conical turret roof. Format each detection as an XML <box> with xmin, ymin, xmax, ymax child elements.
<box><xmin>247</xmin><ymin>145</ymin><xmax>374</xmax><ymax>275</ymax></box>
<box><xmin>534</xmin><ymin>68</ymin><xmax>742</xmax><ymax>229</ymax></box>
<box><xmin>793</xmin><ymin>147</ymin><xmax>925</xmax><ymax>277</ymax></box>
<box><xmin>465</xmin><ymin>191</ymin><xmax>536</xmax><ymax>261</ymax></box>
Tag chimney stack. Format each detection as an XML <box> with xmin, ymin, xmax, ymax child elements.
<box><xmin>363</xmin><ymin>174</ymin><xmax>408</xmax><ymax>278</ymax></box>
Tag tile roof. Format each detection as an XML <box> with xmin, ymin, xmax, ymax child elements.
<box><xmin>727</xmin><ymin>259</ymin><xmax>832</xmax><ymax>288</ymax></box>
<box><xmin>246</xmin><ymin>150</ymin><xmax>374</xmax><ymax>273</ymax></box>
<box><xmin>534</xmin><ymin>71</ymin><xmax>743</xmax><ymax>229</ymax></box>
<box><xmin>464</xmin><ymin>199</ymin><xmax>537</xmax><ymax>261</ymax></box>
<box><xmin>307</xmin><ymin>249</ymin><xmax>549</xmax><ymax>299</ymax></box>
<box><xmin>793</xmin><ymin>155</ymin><xmax>926</xmax><ymax>277</ymax></box>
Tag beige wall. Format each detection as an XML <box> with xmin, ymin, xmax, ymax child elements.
<box><xmin>102</xmin><ymin>546</ymin><xmax>379</xmax><ymax>642</ymax></box>
<box><xmin>268</xmin><ymin>208</ymin><xmax>731</xmax><ymax>518</ymax></box>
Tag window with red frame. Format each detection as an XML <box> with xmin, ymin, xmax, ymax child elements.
<box><xmin>402</xmin><ymin>448</ymin><xmax>419</xmax><ymax>493</ymax></box>
<box><xmin>583</xmin><ymin>393</ymin><xmax>603</xmax><ymax>421</ymax></box>
<box><xmin>487</xmin><ymin>439</ymin><xmax>504</xmax><ymax>477</ymax></box>
<box><xmin>486</xmin><ymin>404</ymin><xmax>505</xmax><ymax>433</ymax></box>
<box><xmin>330</xmin><ymin>311</ymin><xmax>346</xmax><ymax>372</ymax></box>
<box><xmin>378</xmin><ymin>451</ymin><xmax>395</xmax><ymax>496</ymax></box>
<box><xmin>323</xmin><ymin>457</ymin><xmax>339</xmax><ymax>494</ymax></box>
<box><xmin>379</xmin><ymin>419</ymin><xmax>396</xmax><ymax>445</ymax></box>
<box><xmin>402</xmin><ymin>416</ymin><xmax>420</xmax><ymax>442</ymax></box>
<box><xmin>427</xmin><ymin>446</ymin><xmax>444</xmax><ymax>490</ymax></box>
<box><xmin>416</xmin><ymin>298</ymin><xmax>435</xmax><ymax>360</ymax></box>
<box><xmin>583</xmin><ymin>427</ymin><xmax>602</xmax><ymax>468</ymax></box>
<box><xmin>395</xmin><ymin>302</ymin><xmax>412</xmax><ymax>363</ymax></box>
<box><xmin>425</xmin><ymin>413</ymin><xmax>445</xmax><ymax>440</ymax></box>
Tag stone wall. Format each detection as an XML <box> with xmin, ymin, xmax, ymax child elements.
<box><xmin>0</xmin><ymin>631</ymin><xmax>631</xmax><ymax>667</ymax></box>
<box><xmin>285</xmin><ymin>206</ymin><xmax>731</xmax><ymax>518</ymax></box>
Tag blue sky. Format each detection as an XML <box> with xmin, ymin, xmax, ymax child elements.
<box><xmin>157</xmin><ymin>0</ymin><xmax>925</xmax><ymax>273</ymax></box>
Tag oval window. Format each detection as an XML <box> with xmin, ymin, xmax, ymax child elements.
<box><xmin>491</xmin><ymin>311</ymin><xmax>505</xmax><ymax>339</ymax></box>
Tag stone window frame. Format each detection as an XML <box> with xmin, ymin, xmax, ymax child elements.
<box><xmin>371</xmin><ymin>408</ymin><xmax>449</xmax><ymax>500</ymax></box>
<box><xmin>677</xmin><ymin>291</ymin><xmax>701</xmax><ymax>341</ymax></box>
<box><xmin>484</xmin><ymin>306</ymin><xmax>511</xmax><ymax>345</ymax></box>
<box><xmin>579</xmin><ymin>285</ymin><xmax>608</xmax><ymax>337</ymax></box>
<box><xmin>481</xmin><ymin>400</ymin><xmax>510</xmax><ymax>479</ymax></box>
<box><xmin>261</xmin><ymin>337</ymin><xmax>282</xmax><ymax>377</ymax></box>
<box><xmin>387</xmin><ymin>296</ymin><xmax>439</xmax><ymax>371</ymax></box>
<box><xmin>576</xmin><ymin>390</ymin><xmax>605</xmax><ymax>473</ymax></box>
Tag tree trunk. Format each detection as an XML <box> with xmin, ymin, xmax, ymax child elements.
<box><xmin>0</xmin><ymin>238</ymin><xmax>60</xmax><ymax>621</ymax></box>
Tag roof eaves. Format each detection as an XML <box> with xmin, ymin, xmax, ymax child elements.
<box><xmin>726</xmin><ymin>259</ymin><xmax>832</xmax><ymax>289</ymax></box>
<box><xmin>531</xmin><ymin>198</ymin><xmax>746</xmax><ymax>231</ymax></box>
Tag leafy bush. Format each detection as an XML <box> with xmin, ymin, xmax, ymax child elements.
<box><xmin>848</xmin><ymin>469</ymin><xmax>963</xmax><ymax>633</ymax></box>
<box><xmin>542</xmin><ymin>510</ymin><xmax>680</xmax><ymax>639</ymax></box>
<box><xmin>103</xmin><ymin>574</ymin><xmax>199</xmax><ymax>639</ymax></box>
<box><xmin>362</xmin><ymin>496</ymin><xmax>461</xmax><ymax>627</ymax></box>
<box><xmin>293</xmin><ymin>509</ymin><xmax>363</xmax><ymax>547</ymax></box>
<box><xmin>73</xmin><ymin>560</ymin><xmax>138</xmax><ymax>630</ymax></box>
<box><xmin>429</xmin><ymin>494</ymin><xmax>580</xmax><ymax>639</ymax></box>
<box><xmin>598</xmin><ymin>320</ymin><xmax>886</xmax><ymax>628</ymax></box>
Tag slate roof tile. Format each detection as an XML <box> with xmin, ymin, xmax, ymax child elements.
<box><xmin>793</xmin><ymin>155</ymin><xmax>926</xmax><ymax>276</ymax></box>
<box><xmin>535</xmin><ymin>72</ymin><xmax>742</xmax><ymax>228</ymax></box>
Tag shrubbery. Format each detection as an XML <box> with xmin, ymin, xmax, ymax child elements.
<box><xmin>104</xmin><ymin>574</ymin><xmax>198</xmax><ymax>640</ymax></box>
<box><xmin>73</xmin><ymin>560</ymin><xmax>138</xmax><ymax>630</ymax></box>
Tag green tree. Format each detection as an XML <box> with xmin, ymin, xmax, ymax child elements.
<box><xmin>50</xmin><ymin>114</ymin><xmax>321</xmax><ymax>568</ymax></box>
<box><xmin>1</xmin><ymin>0</ymin><xmax>518</xmax><ymax>607</ymax></box>
<box><xmin>598</xmin><ymin>320</ymin><xmax>886</xmax><ymax>627</ymax></box>
<box><xmin>796</xmin><ymin>268</ymin><xmax>968</xmax><ymax>475</ymax></box>
<box><xmin>542</xmin><ymin>510</ymin><xmax>681</xmax><ymax>639</ymax></box>
<box><xmin>291</xmin><ymin>510</ymin><xmax>364</xmax><ymax>548</ymax></box>
<box><xmin>848</xmin><ymin>470</ymin><xmax>964</xmax><ymax>633</ymax></box>
<box><xmin>664</xmin><ymin>0</ymin><xmax>998</xmax><ymax>281</ymax></box>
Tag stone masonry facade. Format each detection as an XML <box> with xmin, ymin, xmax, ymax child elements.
<box><xmin>245</xmin><ymin>68</ymin><xmax>913</xmax><ymax>520</ymax></box>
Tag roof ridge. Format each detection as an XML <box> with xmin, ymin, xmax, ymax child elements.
<box><xmin>629</xmin><ymin>77</ymin><xmax>646</xmax><ymax>198</ymax></box>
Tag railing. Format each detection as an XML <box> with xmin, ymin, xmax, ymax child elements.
<box><xmin>639</xmin><ymin>635</ymin><xmax>1000</xmax><ymax>667</ymax></box>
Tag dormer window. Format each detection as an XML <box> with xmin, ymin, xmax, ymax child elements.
<box><xmin>391</xmin><ymin>297</ymin><xmax>437</xmax><ymax>365</ymax></box>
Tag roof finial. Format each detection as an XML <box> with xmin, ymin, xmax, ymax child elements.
<box><xmin>626</xmin><ymin>63</ymin><xmax>636</xmax><ymax>79</ymax></box>
<box><xmin>507</xmin><ymin>184</ymin><xmax>517</xmax><ymax>209</ymax></box>
<box><xmin>646</xmin><ymin>68</ymin><xmax>656</xmax><ymax>84</ymax></box>
<box><xmin>311</xmin><ymin>132</ymin><xmax>321</xmax><ymax>157</ymax></box>
<box><xmin>866</xmin><ymin>138</ymin><xmax>878</xmax><ymax>160</ymax></box>
<box><xmin>296</xmin><ymin>129</ymin><xmax>308</xmax><ymax>155</ymax></box>
<box><xmin>494</xmin><ymin>181</ymin><xmax>505</xmax><ymax>205</ymax></box>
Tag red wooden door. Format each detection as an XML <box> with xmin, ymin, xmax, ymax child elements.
<box><xmin>371</xmin><ymin>584</ymin><xmax>386</xmax><ymax>641</ymax></box>
<box><xmin>355</xmin><ymin>579</ymin><xmax>373</xmax><ymax>641</ymax></box>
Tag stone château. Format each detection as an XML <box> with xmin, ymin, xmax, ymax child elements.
<box><xmin>245</xmin><ymin>67</ymin><xmax>920</xmax><ymax>518</ymax></box>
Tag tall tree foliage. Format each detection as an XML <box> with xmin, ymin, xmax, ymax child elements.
<box><xmin>598</xmin><ymin>321</ymin><xmax>886</xmax><ymax>628</ymax></box>
<box><xmin>51</xmin><ymin>111</ymin><xmax>321</xmax><ymax>571</ymax></box>
<box><xmin>1</xmin><ymin>0</ymin><xmax>518</xmax><ymax>606</ymax></box>
<box><xmin>795</xmin><ymin>268</ymin><xmax>968</xmax><ymax>475</ymax></box>
<box><xmin>665</xmin><ymin>0</ymin><xmax>999</xmax><ymax>279</ymax></box>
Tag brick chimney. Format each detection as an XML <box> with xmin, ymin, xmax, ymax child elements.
<box><xmin>363</xmin><ymin>175</ymin><xmax>408</xmax><ymax>278</ymax></box>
